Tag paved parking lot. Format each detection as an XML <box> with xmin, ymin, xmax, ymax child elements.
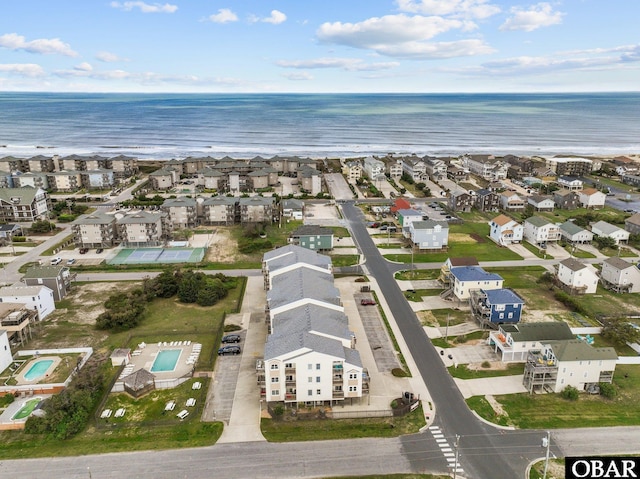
<box><xmin>206</xmin><ymin>330</ymin><xmax>246</xmax><ymax>423</ymax></box>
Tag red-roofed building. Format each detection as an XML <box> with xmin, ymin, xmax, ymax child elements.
<box><xmin>390</xmin><ymin>198</ymin><xmax>411</xmax><ymax>213</ymax></box>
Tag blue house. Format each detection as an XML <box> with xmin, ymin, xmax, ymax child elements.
<box><xmin>471</xmin><ymin>288</ymin><xmax>524</xmax><ymax>326</ymax></box>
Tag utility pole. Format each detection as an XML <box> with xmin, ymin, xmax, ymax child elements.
<box><xmin>453</xmin><ymin>434</ymin><xmax>460</xmax><ymax>479</ymax></box>
<box><xmin>445</xmin><ymin>313</ymin><xmax>450</xmax><ymax>343</ymax></box>
<box><xmin>542</xmin><ymin>430</ymin><xmax>551</xmax><ymax>479</ymax></box>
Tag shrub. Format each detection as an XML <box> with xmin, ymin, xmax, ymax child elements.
<box><xmin>599</xmin><ymin>382</ymin><xmax>617</xmax><ymax>399</ymax></box>
<box><xmin>481</xmin><ymin>361</ymin><xmax>491</xmax><ymax>368</ymax></box>
<box><xmin>454</xmin><ymin>334</ymin><xmax>468</xmax><ymax>344</ymax></box>
<box><xmin>391</xmin><ymin>368</ymin><xmax>409</xmax><ymax>377</ymax></box>
<box><xmin>560</xmin><ymin>385</ymin><xmax>579</xmax><ymax>401</ymax></box>
<box><xmin>11</xmin><ymin>236</ymin><xmax>26</xmax><ymax>242</ymax></box>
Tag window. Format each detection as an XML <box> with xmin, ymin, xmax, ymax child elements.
<box><xmin>316</xmin><ymin>389</ymin><xmax>321</xmax><ymax>395</ymax></box>
<box><xmin>308</xmin><ymin>389</ymin><xmax>312</xmax><ymax>396</ymax></box>
<box><xmin>308</xmin><ymin>377</ymin><xmax>312</xmax><ymax>383</ymax></box>
<box><xmin>285</xmin><ymin>362</ymin><xmax>293</xmax><ymax>368</ymax></box>
<box><xmin>499</xmin><ymin>313</ymin><xmax>504</xmax><ymax>319</ymax></box>
<box><xmin>349</xmin><ymin>386</ymin><xmax>357</xmax><ymax>392</ymax></box>
<box><xmin>584</xmin><ymin>372</ymin><xmax>588</xmax><ymax>378</ymax></box>
<box><xmin>286</xmin><ymin>375</ymin><xmax>293</xmax><ymax>382</ymax></box>
<box><xmin>271</xmin><ymin>377</ymin><xmax>279</xmax><ymax>383</ymax></box>
<box><xmin>349</xmin><ymin>373</ymin><xmax>358</xmax><ymax>379</ymax></box>
<box><xmin>316</xmin><ymin>376</ymin><xmax>321</xmax><ymax>383</ymax></box>
<box><xmin>271</xmin><ymin>390</ymin><xmax>279</xmax><ymax>396</ymax></box>
<box><xmin>316</xmin><ymin>363</ymin><xmax>321</xmax><ymax>370</ymax></box>
<box><xmin>270</xmin><ymin>363</ymin><xmax>278</xmax><ymax>370</ymax></box>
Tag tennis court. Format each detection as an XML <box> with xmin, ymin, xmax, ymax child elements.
<box><xmin>108</xmin><ymin>248</ymin><xmax>205</xmax><ymax>265</ymax></box>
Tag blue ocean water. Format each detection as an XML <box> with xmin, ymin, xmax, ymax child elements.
<box><xmin>0</xmin><ymin>92</ymin><xmax>638</xmax><ymax>159</ymax></box>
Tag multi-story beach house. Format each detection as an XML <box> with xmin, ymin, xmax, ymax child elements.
<box><xmin>26</xmin><ymin>155</ymin><xmax>56</xmax><ymax>173</ymax></box>
<box><xmin>448</xmin><ymin>190</ymin><xmax>474</xmax><ymax>212</ymax></box>
<box><xmin>424</xmin><ymin>157</ymin><xmax>448</xmax><ymax>181</ymax></box>
<box><xmin>46</xmin><ymin>171</ymin><xmax>83</xmax><ymax>192</ymax></box>
<box><xmin>553</xmin><ymin>190</ymin><xmax>581</xmax><ymax>210</ymax></box>
<box><xmin>262</xmin><ymin>244</ymin><xmax>332</xmax><ymax>291</ymax></box>
<box><xmin>298</xmin><ymin>167</ymin><xmax>322</xmax><ymax>196</ymax></box>
<box><xmin>402</xmin><ymin>157</ymin><xmax>427</xmax><ymax>182</ymax></box>
<box><xmin>13</xmin><ymin>172</ymin><xmax>49</xmax><ymax>190</ymax></box>
<box><xmin>0</xmin><ymin>284</ymin><xmax>55</xmax><ymax>320</ymax></box>
<box><xmin>600</xmin><ymin>257</ymin><xmax>640</xmax><ymax>293</ymax></box>
<box><xmin>72</xmin><ymin>211</ymin><xmax>117</xmax><ymax>248</ymax></box>
<box><xmin>149</xmin><ymin>168</ymin><xmax>179</xmax><ymax>191</ymax></box>
<box><xmin>527</xmin><ymin>194</ymin><xmax>555</xmax><ymax>212</ymax></box>
<box><xmin>116</xmin><ymin>211</ymin><xmax>171</xmax><ymax>247</ymax></box>
<box><xmin>289</xmin><ymin>225</ymin><xmax>334</xmax><ymax>251</ymax></box>
<box><xmin>488</xmin><ymin>322</ymin><xmax>575</xmax><ymax>362</ymax></box>
<box><xmin>474</xmin><ymin>189</ymin><xmax>500</xmax><ymax>212</ymax></box>
<box><xmin>462</xmin><ymin>155</ymin><xmax>508</xmax><ymax>181</ymax></box>
<box><xmin>408</xmin><ymin>220</ymin><xmax>449</xmax><ymax>250</ymax></box>
<box><xmin>342</xmin><ymin>160</ymin><xmax>363</xmax><ymax>183</ymax></box>
<box><xmin>624</xmin><ymin>213</ymin><xmax>640</xmax><ymax>235</ymax></box>
<box><xmin>448</xmin><ymin>266</ymin><xmax>504</xmax><ymax>300</ymax></box>
<box><xmin>469</xmin><ymin>288</ymin><xmax>524</xmax><ymax>327</ymax></box>
<box><xmin>500</xmin><ymin>190</ymin><xmax>526</xmax><ymax>212</ymax></box>
<box><xmin>558</xmin><ymin>220</ymin><xmax>593</xmax><ymax>244</ymax></box>
<box><xmin>578</xmin><ymin>188</ymin><xmax>606</xmax><ymax>209</ymax></box>
<box><xmin>591</xmin><ymin>220</ymin><xmax>629</xmax><ymax>245</ymax></box>
<box><xmin>544</xmin><ymin>157</ymin><xmax>593</xmax><ymax>177</ymax></box>
<box><xmin>556</xmin><ymin>175</ymin><xmax>583</xmax><ymax>190</ymax></box>
<box><xmin>363</xmin><ymin>156</ymin><xmax>386</xmax><ymax>181</ymax></box>
<box><xmin>523</xmin><ymin>216</ymin><xmax>560</xmax><ymax>247</ymax></box>
<box><xmin>0</xmin><ymin>187</ymin><xmax>50</xmax><ymax>222</ymax></box>
<box><xmin>200</xmin><ymin>196</ymin><xmax>237</xmax><ymax>225</ymax></box>
<box><xmin>110</xmin><ymin>155</ymin><xmax>139</xmax><ymax>179</ymax></box>
<box><xmin>387</xmin><ymin>159</ymin><xmax>403</xmax><ymax>180</ymax></box>
<box><xmin>22</xmin><ymin>264</ymin><xmax>73</xmax><ymax>301</ymax></box>
<box><xmin>489</xmin><ymin>214</ymin><xmax>523</xmax><ymax>246</ymax></box>
<box><xmin>556</xmin><ymin>258</ymin><xmax>599</xmax><ymax>295</ymax></box>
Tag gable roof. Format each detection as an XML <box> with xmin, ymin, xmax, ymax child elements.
<box><xmin>23</xmin><ymin>265</ymin><xmax>65</xmax><ymax>279</ymax></box>
<box><xmin>625</xmin><ymin>213</ymin><xmax>640</xmax><ymax>227</ymax></box>
<box><xmin>263</xmin><ymin>244</ymin><xmax>331</xmax><ymax>269</ymax></box>
<box><xmin>447</xmin><ymin>257</ymin><xmax>479</xmax><ymax>267</ymax></box>
<box><xmin>291</xmin><ymin>225</ymin><xmax>333</xmax><ymax>237</ymax></box>
<box><xmin>491</xmin><ymin>214</ymin><xmax>516</xmax><ymax>226</ymax></box>
<box><xmin>548</xmin><ymin>339</ymin><xmax>617</xmax><ymax>362</ymax></box>
<box><xmin>484</xmin><ymin>288</ymin><xmax>524</xmax><ymax>305</ymax></box>
<box><xmin>559</xmin><ymin>257</ymin><xmax>589</xmax><ymax>272</ymax></box>
<box><xmin>411</xmin><ymin>220</ymin><xmax>448</xmax><ymax>230</ymax></box>
<box><xmin>450</xmin><ymin>266</ymin><xmax>503</xmax><ymax>282</ymax></box>
<box><xmin>603</xmin><ymin>256</ymin><xmax>634</xmax><ymax>270</ymax></box>
<box><xmin>526</xmin><ymin>216</ymin><xmax>554</xmax><ymax>227</ymax></box>
<box><xmin>501</xmin><ymin>322</ymin><xmax>574</xmax><ymax>342</ymax></box>
<box><xmin>559</xmin><ymin>220</ymin><xmax>588</xmax><ymax>236</ymax></box>
<box><xmin>591</xmin><ymin>220</ymin><xmax>624</xmax><ymax>235</ymax></box>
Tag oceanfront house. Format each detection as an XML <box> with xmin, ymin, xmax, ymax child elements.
<box><xmin>578</xmin><ymin>188</ymin><xmax>607</xmax><ymax>209</ymax></box>
<box><xmin>110</xmin><ymin>155</ymin><xmax>139</xmax><ymax>179</ymax></box>
<box><xmin>489</xmin><ymin>214</ymin><xmax>523</xmax><ymax>246</ymax></box>
<box><xmin>590</xmin><ymin>220</ymin><xmax>629</xmax><ymax>245</ymax></box>
<box><xmin>522</xmin><ymin>339</ymin><xmax>616</xmax><ymax>394</ymax></box>
<box><xmin>387</xmin><ymin>159</ymin><xmax>403</xmax><ymax>180</ymax></box>
<box><xmin>116</xmin><ymin>211</ymin><xmax>171</xmax><ymax>247</ymax></box>
<box><xmin>0</xmin><ymin>284</ymin><xmax>55</xmax><ymax>320</ymax></box>
<box><xmin>469</xmin><ymin>288</ymin><xmax>524</xmax><ymax>328</ymax></box>
<box><xmin>72</xmin><ymin>211</ymin><xmax>117</xmax><ymax>248</ymax></box>
<box><xmin>342</xmin><ymin>160</ymin><xmax>363</xmax><ymax>183</ymax></box>
<box><xmin>149</xmin><ymin>168</ymin><xmax>179</xmax><ymax>190</ymax></box>
<box><xmin>363</xmin><ymin>156</ymin><xmax>386</xmax><ymax>181</ymax></box>
<box><xmin>556</xmin><ymin>258</ymin><xmax>599</xmax><ymax>295</ymax></box>
<box><xmin>527</xmin><ymin>194</ymin><xmax>555</xmax><ymax>212</ymax></box>
<box><xmin>0</xmin><ymin>187</ymin><xmax>50</xmax><ymax>223</ymax></box>
<box><xmin>408</xmin><ymin>220</ymin><xmax>449</xmax><ymax>250</ymax></box>
<box><xmin>599</xmin><ymin>257</ymin><xmax>640</xmax><ymax>293</ymax></box>
<box><xmin>447</xmin><ymin>266</ymin><xmax>504</xmax><ymax>301</ymax></box>
<box><xmin>488</xmin><ymin>322</ymin><xmax>575</xmax><ymax>362</ymax></box>
<box><xmin>558</xmin><ymin>220</ymin><xmax>593</xmax><ymax>244</ymax></box>
<box><xmin>499</xmin><ymin>190</ymin><xmax>526</xmax><ymax>212</ymax></box>
<box><xmin>22</xmin><ymin>264</ymin><xmax>73</xmax><ymax>302</ymax></box>
<box><xmin>402</xmin><ymin>157</ymin><xmax>427</xmax><ymax>182</ymax></box>
<box><xmin>461</xmin><ymin>155</ymin><xmax>508</xmax><ymax>181</ymax></box>
<box><xmin>289</xmin><ymin>225</ymin><xmax>334</xmax><ymax>251</ymax></box>
<box><xmin>281</xmin><ymin>199</ymin><xmax>304</xmax><ymax>220</ymax></box>
<box><xmin>262</xmin><ymin>244</ymin><xmax>332</xmax><ymax>291</ymax></box>
<box><xmin>424</xmin><ymin>157</ymin><xmax>448</xmax><ymax>181</ymax></box>
<box><xmin>556</xmin><ymin>175</ymin><xmax>583</xmax><ymax>190</ymax></box>
<box><xmin>545</xmin><ymin>157</ymin><xmax>593</xmax><ymax>177</ymax></box>
<box><xmin>553</xmin><ymin>190</ymin><xmax>581</xmax><ymax>210</ymax></box>
<box><xmin>448</xmin><ymin>190</ymin><xmax>474</xmax><ymax>213</ymax></box>
<box><xmin>161</xmin><ymin>197</ymin><xmax>199</xmax><ymax>229</ymax></box>
<box><xmin>259</xmin><ymin>246</ymin><xmax>367</xmax><ymax>406</ymax></box>
<box><xmin>474</xmin><ymin>189</ymin><xmax>500</xmax><ymax>212</ymax></box>
<box><xmin>523</xmin><ymin>216</ymin><xmax>561</xmax><ymax>247</ymax></box>
<box><xmin>624</xmin><ymin>213</ymin><xmax>640</xmax><ymax>235</ymax></box>
<box><xmin>447</xmin><ymin>165</ymin><xmax>469</xmax><ymax>182</ymax></box>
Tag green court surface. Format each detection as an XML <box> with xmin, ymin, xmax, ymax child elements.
<box><xmin>107</xmin><ymin>247</ymin><xmax>205</xmax><ymax>265</ymax></box>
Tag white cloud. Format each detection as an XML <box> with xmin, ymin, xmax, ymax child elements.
<box><xmin>74</xmin><ymin>62</ymin><xmax>93</xmax><ymax>72</ymax></box>
<box><xmin>110</xmin><ymin>1</ymin><xmax>177</xmax><ymax>13</ymax></box>
<box><xmin>96</xmin><ymin>51</ymin><xmax>127</xmax><ymax>63</ymax></box>
<box><xmin>283</xmin><ymin>72</ymin><xmax>313</xmax><ymax>81</ymax></box>
<box><xmin>0</xmin><ymin>63</ymin><xmax>45</xmax><ymax>77</ymax></box>
<box><xmin>453</xmin><ymin>43</ymin><xmax>640</xmax><ymax>76</ymax></box>
<box><xmin>317</xmin><ymin>14</ymin><xmax>492</xmax><ymax>59</ymax></box>
<box><xmin>0</xmin><ymin>33</ymin><xmax>77</xmax><ymax>57</ymax></box>
<box><xmin>207</xmin><ymin>8</ymin><xmax>238</xmax><ymax>24</ymax></box>
<box><xmin>278</xmin><ymin>57</ymin><xmax>400</xmax><ymax>71</ymax></box>
<box><xmin>262</xmin><ymin>10</ymin><xmax>287</xmax><ymax>24</ymax></box>
<box><xmin>396</xmin><ymin>0</ymin><xmax>500</xmax><ymax>19</ymax></box>
<box><xmin>500</xmin><ymin>3</ymin><xmax>564</xmax><ymax>32</ymax></box>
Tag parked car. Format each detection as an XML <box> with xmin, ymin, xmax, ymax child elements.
<box><xmin>79</xmin><ymin>248</ymin><xmax>89</xmax><ymax>254</ymax></box>
<box><xmin>218</xmin><ymin>345</ymin><xmax>241</xmax><ymax>356</ymax></box>
<box><xmin>360</xmin><ymin>299</ymin><xmax>376</xmax><ymax>306</ymax></box>
<box><xmin>367</xmin><ymin>222</ymin><xmax>380</xmax><ymax>228</ymax></box>
<box><xmin>66</xmin><ymin>258</ymin><xmax>76</xmax><ymax>265</ymax></box>
<box><xmin>221</xmin><ymin>334</ymin><xmax>241</xmax><ymax>343</ymax></box>
<box><xmin>96</xmin><ymin>248</ymin><xmax>104</xmax><ymax>254</ymax></box>
<box><xmin>50</xmin><ymin>257</ymin><xmax>62</xmax><ymax>266</ymax></box>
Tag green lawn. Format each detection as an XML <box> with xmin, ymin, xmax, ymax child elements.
<box><xmin>520</xmin><ymin>241</ymin><xmax>551</xmax><ymax>259</ymax></box>
<box><xmin>395</xmin><ymin>269</ymin><xmax>441</xmax><ymax>280</ymax></box>
<box><xmin>383</xmin><ymin>242</ymin><xmax>521</xmax><ymax>263</ymax></box>
<box><xmin>330</xmin><ymin>254</ymin><xmax>360</xmax><ymax>267</ymax></box>
<box><xmin>448</xmin><ymin>363</ymin><xmax>523</xmax><ymax>380</ymax></box>
<box><xmin>489</xmin><ymin>364</ymin><xmax>640</xmax><ymax>429</ymax></box>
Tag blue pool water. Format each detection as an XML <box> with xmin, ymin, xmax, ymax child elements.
<box><xmin>24</xmin><ymin>359</ymin><xmax>54</xmax><ymax>381</ymax></box>
<box><xmin>151</xmin><ymin>349</ymin><xmax>181</xmax><ymax>372</ymax></box>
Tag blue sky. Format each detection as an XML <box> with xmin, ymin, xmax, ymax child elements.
<box><xmin>0</xmin><ymin>0</ymin><xmax>638</xmax><ymax>93</ymax></box>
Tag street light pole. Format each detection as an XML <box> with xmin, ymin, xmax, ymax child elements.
<box><xmin>445</xmin><ymin>313</ymin><xmax>450</xmax><ymax>343</ymax></box>
<box><xmin>542</xmin><ymin>430</ymin><xmax>551</xmax><ymax>479</ymax></box>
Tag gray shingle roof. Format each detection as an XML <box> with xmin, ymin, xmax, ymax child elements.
<box><xmin>23</xmin><ymin>265</ymin><xmax>65</xmax><ymax>279</ymax></box>
<box><xmin>603</xmin><ymin>256</ymin><xmax>633</xmax><ymax>270</ymax></box>
<box><xmin>559</xmin><ymin>220</ymin><xmax>587</xmax><ymax>236</ymax></box>
<box><xmin>526</xmin><ymin>216</ymin><xmax>553</xmax><ymax>227</ymax></box>
<box><xmin>72</xmin><ymin>212</ymin><xmax>116</xmax><ymax>225</ymax></box>
<box><xmin>271</xmin><ymin>304</ymin><xmax>351</xmax><ymax>341</ymax></box>
<box><xmin>267</xmin><ymin>269</ymin><xmax>339</xmax><ymax>309</ymax></box>
<box><xmin>501</xmin><ymin>322</ymin><xmax>574</xmax><ymax>342</ymax></box>
<box><xmin>548</xmin><ymin>339</ymin><xmax>617</xmax><ymax>361</ymax></box>
<box><xmin>116</xmin><ymin>211</ymin><xmax>166</xmax><ymax>224</ymax></box>
<box><xmin>559</xmin><ymin>257</ymin><xmax>588</xmax><ymax>272</ymax></box>
<box><xmin>291</xmin><ymin>225</ymin><xmax>333</xmax><ymax>237</ymax></box>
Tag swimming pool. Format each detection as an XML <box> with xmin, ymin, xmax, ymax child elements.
<box><xmin>24</xmin><ymin>359</ymin><xmax>54</xmax><ymax>381</ymax></box>
<box><xmin>151</xmin><ymin>349</ymin><xmax>181</xmax><ymax>372</ymax></box>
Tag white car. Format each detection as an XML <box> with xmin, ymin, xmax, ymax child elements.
<box><xmin>51</xmin><ymin>257</ymin><xmax>62</xmax><ymax>265</ymax></box>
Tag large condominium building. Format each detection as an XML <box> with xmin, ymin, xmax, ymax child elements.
<box><xmin>0</xmin><ymin>187</ymin><xmax>50</xmax><ymax>222</ymax></box>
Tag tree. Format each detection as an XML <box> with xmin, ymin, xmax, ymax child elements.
<box><xmin>593</xmin><ymin>235</ymin><xmax>617</xmax><ymax>250</ymax></box>
<box><xmin>29</xmin><ymin>220</ymin><xmax>56</xmax><ymax>233</ymax></box>
<box><xmin>177</xmin><ymin>270</ymin><xmax>203</xmax><ymax>303</ymax></box>
<box><xmin>560</xmin><ymin>385</ymin><xmax>579</xmax><ymax>401</ymax></box>
<box><xmin>602</xmin><ymin>320</ymin><xmax>640</xmax><ymax>347</ymax></box>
